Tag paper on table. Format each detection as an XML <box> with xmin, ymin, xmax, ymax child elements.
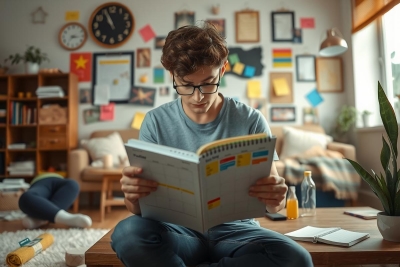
<box><xmin>273</xmin><ymin>78</ymin><xmax>290</xmax><ymax>96</ymax></box>
<box><xmin>131</xmin><ymin>112</ymin><xmax>145</xmax><ymax>129</ymax></box>
<box><xmin>247</xmin><ymin>80</ymin><xmax>261</xmax><ymax>98</ymax></box>
<box><xmin>94</xmin><ymin>84</ymin><xmax>110</xmax><ymax>105</ymax></box>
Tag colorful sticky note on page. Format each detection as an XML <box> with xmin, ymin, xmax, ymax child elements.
<box><xmin>272</xmin><ymin>78</ymin><xmax>290</xmax><ymax>96</ymax></box>
<box><xmin>247</xmin><ymin>80</ymin><xmax>261</xmax><ymax>98</ymax></box>
<box><xmin>139</xmin><ymin>24</ymin><xmax>156</xmax><ymax>42</ymax></box>
<box><xmin>306</xmin><ymin>88</ymin><xmax>324</xmax><ymax>107</ymax></box>
<box><xmin>232</xmin><ymin>62</ymin><xmax>245</xmax><ymax>75</ymax></box>
<box><xmin>228</xmin><ymin>54</ymin><xmax>240</xmax><ymax>65</ymax></box>
<box><xmin>243</xmin><ymin>66</ymin><xmax>256</xmax><ymax>78</ymax></box>
<box><xmin>131</xmin><ymin>112</ymin><xmax>146</xmax><ymax>129</ymax></box>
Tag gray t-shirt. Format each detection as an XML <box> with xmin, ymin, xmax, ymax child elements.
<box><xmin>139</xmin><ymin>94</ymin><xmax>278</xmax><ymax>160</ymax></box>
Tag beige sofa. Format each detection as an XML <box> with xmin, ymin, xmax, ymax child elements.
<box><xmin>69</xmin><ymin>129</ymin><xmax>139</xmax><ymax>212</ymax></box>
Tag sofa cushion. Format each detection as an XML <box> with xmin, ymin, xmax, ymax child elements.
<box><xmin>81</xmin><ymin>132</ymin><xmax>128</xmax><ymax>168</ymax></box>
<box><xmin>279</xmin><ymin>127</ymin><xmax>333</xmax><ymax>159</ymax></box>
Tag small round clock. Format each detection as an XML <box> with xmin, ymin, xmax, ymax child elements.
<box><xmin>58</xmin><ymin>22</ymin><xmax>88</xmax><ymax>51</ymax></box>
<box><xmin>89</xmin><ymin>2</ymin><xmax>135</xmax><ymax>48</ymax></box>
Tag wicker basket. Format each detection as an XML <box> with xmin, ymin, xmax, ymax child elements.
<box><xmin>0</xmin><ymin>190</ymin><xmax>24</xmax><ymax>211</ymax></box>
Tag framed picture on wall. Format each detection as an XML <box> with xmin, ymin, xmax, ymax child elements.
<box><xmin>316</xmin><ymin>57</ymin><xmax>343</xmax><ymax>92</ymax></box>
<box><xmin>175</xmin><ymin>11</ymin><xmax>195</xmax><ymax>29</ymax></box>
<box><xmin>270</xmin><ymin>106</ymin><xmax>296</xmax><ymax>122</ymax></box>
<box><xmin>206</xmin><ymin>19</ymin><xmax>226</xmax><ymax>37</ymax></box>
<box><xmin>136</xmin><ymin>48</ymin><xmax>151</xmax><ymax>68</ymax></box>
<box><xmin>271</xmin><ymin>11</ymin><xmax>295</xmax><ymax>42</ymax></box>
<box><xmin>249</xmin><ymin>98</ymin><xmax>267</xmax><ymax>118</ymax></box>
<box><xmin>235</xmin><ymin>10</ymin><xmax>260</xmax><ymax>43</ymax></box>
<box><xmin>296</xmin><ymin>55</ymin><xmax>316</xmax><ymax>82</ymax></box>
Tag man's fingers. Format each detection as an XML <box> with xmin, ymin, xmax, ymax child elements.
<box><xmin>121</xmin><ymin>184</ymin><xmax>157</xmax><ymax>193</ymax></box>
<box><xmin>125</xmin><ymin>192</ymin><xmax>150</xmax><ymax>201</ymax></box>
<box><xmin>122</xmin><ymin>166</ymin><xmax>143</xmax><ymax>177</ymax></box>
<box><xmin>250</xmin><ymin>184</ymin><xmax>287</xmax><ymax>193</ymax></box>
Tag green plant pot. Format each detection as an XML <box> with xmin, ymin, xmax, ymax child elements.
<box><xmin>377</xmin><ymin>212</ymin><xmax>400</xmax><ymax>242</ymax></box>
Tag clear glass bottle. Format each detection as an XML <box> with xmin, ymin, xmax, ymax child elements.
<box><xmin>286</xmin><ymin>186</ymin><xmax>299</xmax><ymax>220</ymax></box>
<box><xmin>301</xmin><ymin>171</ymin><xmax>316</xmax><ymax>217</ymax></box>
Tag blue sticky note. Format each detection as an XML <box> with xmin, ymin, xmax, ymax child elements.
<box><xmin>243</xmin><ymin>66</ymin><xmax>256</xmax><ymax>78</ymax></box>
<box><xmin>306</xmin><ymin>88</ymin><xmax>323</xmax><ymax>107</ymax></box>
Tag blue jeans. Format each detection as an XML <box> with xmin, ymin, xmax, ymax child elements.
<box><xmin>111</xmin><ymin>215</ymin><xmax>313</xmax><ymax>267</ymax></box>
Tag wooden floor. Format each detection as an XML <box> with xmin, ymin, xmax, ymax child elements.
<box><xmin>0</xmin><ymin>206</ymin><xmax>131</xmax><ymax>233</ymax></box>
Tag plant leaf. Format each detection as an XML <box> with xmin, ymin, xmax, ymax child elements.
<box><xmin>395</xmin><ymin>189</ymin><xmax>400</xmax><ymax>216</ymax></box>
<box><xmin>378</xmin><ymin>81</ymin><xmax>398</xmax><ymax>157</ymax></box>
<box><xmin>380</xmin><ymin>136</ymin><xmax>390</xmax><ymax>172</ymax></box>
<box><xmin>346</xmin><ymin>158</ymin><xmax>391</xmax><ymax>214</ymax></box>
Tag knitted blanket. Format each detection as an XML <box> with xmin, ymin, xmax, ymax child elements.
<box><xmin>283</xmin><ymin>147</ymin><xmax>361</xmax><ymax>200</ymax></box>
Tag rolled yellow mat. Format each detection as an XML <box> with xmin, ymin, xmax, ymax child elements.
<box><xmin>6</xmin><ymin>233</ymin><xmax>54</xmax><ymax>267</ymax></box>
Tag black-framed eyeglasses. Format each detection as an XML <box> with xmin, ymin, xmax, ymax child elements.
<box><xmin>173</xmin><ymin>70</ymin><xmax>220</xmax><ymax>95</ymax></box>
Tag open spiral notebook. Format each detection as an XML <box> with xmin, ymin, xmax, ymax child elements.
<box><xmin>125</xmin><ymin>133</ymin><xmax>276</xmax><ymax>232</ymax></box>
<box><xmin>285</xmin><ymin>226</ymin><xmax>370</xmax><ymax>247</ymax></box>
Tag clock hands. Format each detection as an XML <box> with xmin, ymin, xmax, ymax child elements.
<box><xmin>104</xmin><ymin>9</ymin><xmax>115</xmax><ymax>30</ymax></box>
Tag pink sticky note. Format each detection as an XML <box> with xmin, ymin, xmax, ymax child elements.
<box><xmin>139</xmin><ymin>24</ymin><xmax>156</xmax><ymax>42</ymax></box>
<box><xmin>100</xmin><ymin>103</ymin><xmax>115</xmax><ymax>121</ymax></box>
<box><xmin>300</xmin><ymin>18</ymin><xmax>315</xmax><ymax>29</ymax></box>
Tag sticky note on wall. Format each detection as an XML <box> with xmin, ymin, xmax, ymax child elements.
<box><xmin>247</xmin><ymin>80</ymin><xmax>261</xmax><ymax>98</ymax></box>
<box><xmin>272</xmin><ymin>78</ymin><xmax>290</xmax><ymax>96</ymax></box>
<box><xmin>131</xmin><ymin>112</ymin><xmax>145</xmax><ymax>129</ymax></box>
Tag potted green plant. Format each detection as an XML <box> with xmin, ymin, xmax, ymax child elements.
<box><xmin>361</xmin><ymin>110</ymin><xmax>372</xmax><ymax>127</ymax></box>
<box><xmin>5</xmin><ymin>46</ymin><xmax>49</xmax><ymax>74</ymax></box>
<box><xmin>346</xmin><ymin>82</ymin><xmax>399</xmax><ymax>242</ymax></box>
<box><xmin>334</xmin><ymin>105</ymin><xmax>357</xmax><ymax>141</ymax></box>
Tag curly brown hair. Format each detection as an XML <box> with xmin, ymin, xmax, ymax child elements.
<box><xmin>161</xmin><ymin>21</ymin><xmax>229</xmax><ymax>78</ymax></box>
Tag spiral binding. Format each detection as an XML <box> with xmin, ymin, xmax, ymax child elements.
<box><xmin>312</xmin><ymin>228</ymin><xmax>341</xmax><ymax>243</ymax></box>
<box><xmin>201</xmin><ymin>136</ymin><xmax>271</xmax><ymax>158</ymax></box>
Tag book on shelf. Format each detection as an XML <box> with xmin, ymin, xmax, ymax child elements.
<box><xmin>284</xmin><ymin>226</ymin><xmax>370</xmax><ymax>247</ymax></box>
<box><xmin>125</xmin><ymin>133</ymin><xmax>276</xmax><ymax>233</ymax></box>
<box><xmin>343</xmin><ymin>208</ymin><xmax>381</xmax><ymax>220</ymax></box>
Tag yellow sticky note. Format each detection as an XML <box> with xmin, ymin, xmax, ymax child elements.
<box><xmin>131</xmin><ymin>112</ymin><xmax>145</xmax><ymax>129</ymax></box>
<box><xmin>65</xmin><ymin>11</ymin><xmax>80</xmax><ymax>21</ymax></box>
<box><xmin>272</xmin><ymin>78</ymin><xmax>290</xmax><ymax>96</ymax></box>
<box><xmin>226</xmin><ymin>62</ymin><xmax>231</xmax><ymax>72</ymax></box>
<box><xmin>232</xmin><ymin>62</ymin><xmax>245</xmax><ymax>75</ymax></box>
<box><xmin>247</xmin><ymin>80</ymin><xmax>261</xmax><ymax>98</ymax></box>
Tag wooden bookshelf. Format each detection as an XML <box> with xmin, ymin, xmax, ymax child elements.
<box><xmin>0</xmin><ymin>73</ymin><xmax>78</xmax><ymax>181</ymax></box>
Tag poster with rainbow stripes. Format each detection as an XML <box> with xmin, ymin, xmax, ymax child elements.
<box><xmin>272</xmin><ymin>48</ymin><xmax>292</xmax><ymax>68</ymax></box>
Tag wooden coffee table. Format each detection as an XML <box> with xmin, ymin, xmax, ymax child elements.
<box><xmin>98</xmin><ymin>169</ymin><xmax>124</xmax><ymax>222</ymax></box>
<box><xmin>86</xmin><ymin>207</ymin><xmax>400</xmax><ymax>266</ymax></box>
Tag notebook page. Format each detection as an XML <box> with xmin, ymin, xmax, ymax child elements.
<box><xmin>285</xmin><ymin>226</ymin><xmax>339</xmax><ymax>241</ymax></box>
<box><xmin>320</xmin><ymin>229</ymin><xmax>369</xmax><ymax>246</ymax></box>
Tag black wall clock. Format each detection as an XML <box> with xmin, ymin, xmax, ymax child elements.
<box><xmin>89</xmin><ymin>2</ymin><xmax>135</xmax><ymax>48</ymax></box>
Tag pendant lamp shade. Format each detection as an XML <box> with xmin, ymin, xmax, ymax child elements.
<box><xmin>319</xmin><ymin>28</ymin><xmax>348</xmax><ymax>57</ymax></box>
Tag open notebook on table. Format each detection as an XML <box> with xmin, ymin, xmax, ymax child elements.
<box><xmin>285</xmin><ymin>226</ymin><xmax>370</xmax><ymax>247</ymax></box>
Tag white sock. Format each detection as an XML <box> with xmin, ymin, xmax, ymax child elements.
<box><xmin>54</xmin><ymin>210</ymin><xmax>92</xmax><ymax>228</ymax></box>
<box><xmin>22</xmin><ymin>216</ymin><xmax>48</xmax><ymax>229</ymax></box>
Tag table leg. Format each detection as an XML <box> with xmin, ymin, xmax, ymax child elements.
<box><xmin>100</xmin><ymin>177</ymin><xmax>109</xmax><ymax>222</ymax></box>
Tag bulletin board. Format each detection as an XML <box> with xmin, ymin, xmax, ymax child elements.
<box><xmin>269</xmin><ymin>72</ymin><xmax>293</xmax><ymax>103</ymax></box>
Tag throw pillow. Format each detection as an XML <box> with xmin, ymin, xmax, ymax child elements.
<box><xmin>279</xmin><ymin>127</ymin><xmax>333</xmax><ymax>159</ymax></box>
<box><xmin>81</xmin><ymin>132</ymin><xmax>128</xmax><ymax>168</ymax></box>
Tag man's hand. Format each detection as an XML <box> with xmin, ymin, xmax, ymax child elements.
<box><xmin>249</xmin><ymin>174</ymin><xmax>288</xmax><ymax>213</ymax></box>
<box><xmin>120</xmin><ymin>166</ymin><xmax>158</xmax><ymax>214</ymax></box>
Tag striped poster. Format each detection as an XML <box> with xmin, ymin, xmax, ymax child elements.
<box><xmin>272</xmin><ymin>49</ymin><xmax>292</xmax><ymax>68</ymax></box>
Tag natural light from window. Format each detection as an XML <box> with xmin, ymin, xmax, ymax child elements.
<box><xmin>382</xmin><ymin>4</ymin><xmax>400</xmax><ymax>113</ymax></box>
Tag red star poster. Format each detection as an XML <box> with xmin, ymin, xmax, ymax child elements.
<box><xmin>70</xmin><ymin>52</ymin><xmax>92</xmax><ymax>82</ymax></box>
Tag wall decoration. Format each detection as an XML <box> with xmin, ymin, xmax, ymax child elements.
<box><xmin>31</xmin><ymin>6</ymin><xmax>48</xmax><ymax>24</ymax></box>
<box><xmin>316</xmin><ymin>57</ymin><xmax>343</xmax><ymax>92</ymax></box>
<box><xmin>300</xmin><ymin>17</ymin><xmax>315</xmax><ymax>29</ymax></box>
<box><xmin>235</xmin><ymin>10</ymin><xmax>259</xmax><ymax>43</ymax></box>
<box><xmin>293</xmin><ymin>28</ymin><xmax>302</xmax><ymax>43</ymax></box>
<box><xmin>131</xmin><ymin>112</ymin><xmax>146</xmax><ymax>129</ymax></box>
<box><xmin>211</xmin><ymin>4</ymin><xmax>220</xmax><ymax>15</ymax></box>
<box><xmin>79</xmin><ymin>88</ymin><xmax>92</xmax><ymax>104</ymax></box>
<box><xmin>270</xmin><ymin>107</ymin><xmax>296</xmax><ymax>122</ymax></box>
<box><xmin>272</xmin><ymin>48</ymin><xmax>292</xmax><ymax>68</ymax></box>
<box><xmin>296</xmin><ymin>55</ymin><xmax>316</xmax><ymax>82</ymax></box>
<box><xmin>139</xmin><ymin>74</ymin><xmax>148</xmax><ymax>83</ymax></box>
<box><xmin>89</xmin><ymin>2</ymin><xmax>134</xmax><ymax>48</ymax></box>
<box><xmin>65</xmin><ymin>11</ymin><xmax>80</xmax><ymax>21</ymax></box>
<box><xmin>137</xmin><ymin>48</ymin><xmax>151</xmax><ymax>68</ymax></box>
<box><xmin>154</xmin><ymin>36</ymin><xmax>166</xmax><ymax>49</ymax></box>
<box><xmin>92</xmin><ymin>51</ymin><xmax>134</xmax><ymax>103</ymax></box>
<box><xmin>249</xmin><ymin>98</ymin><xmax>267</xmax><ymax>118</ymax></box>
<box><xmin>70</xmin><ymin>52</ymin><xmax>92</xmax><ymax>82</ymax></box>
<box><xmin>100</xmin><ymin>103</ymin><xmax>115</xmax><ymax>121</ymax></box>
<box><xmin>247</xmin><ymin>80</ymin><xmax>261</xmax><ymax>98</ymax></box>
<box><xmin>138</xmin><ymin>24</ymin><xmax>156</xmax><ymax>42</ymax></box>
<box><xmin>269</xmin><ymin>72</ymin><xmax>293</xmax><ymax>103</ymax></box>
<box><xmin>271</xmin><ymin>11</ymin><xmax>294</xmax><ymax>42</ymax></box>
<box><xmin>225</xmin><ymin>47</ymin><xmax>264</xmax><ymax>78</ymax></box>
<box><xmin>175</xmin><ymin>11</ymin><xmax>195</xmax><ymax>29</ymax></box>
<box><xmin>153</xmin><ymin>67</ymin><xmax>164</xmax><ymax>83</ymax></box>
<box><xmin>159</xmin><ymin>86</ymin><xmax>169</xmax><ymax>96</ymax></box>
<box><xmin>83</xmin><ymin>107</ymin><xmax>100</xmax><ymax>124</ymax></box>
<box><xmin>303</xmin><ymin>107</ymin><xmax>319</xmax><ymax>125</ymax></box>
<box><xmin>129</xmin><ymin>86</ymin><xmax>156</xmax><ymax>106</ymax></box>
<box><xmin>306</xmin><ymin>88</ymin><xmax>324</xmax><ymax>107</ymax></box>
<box><xmin>206</xmin><ymin>19</ymin><xmax>225</xmax><ymax>37</ymax></box>
<box><xmin>59</xmin><ymin>22</ymin><xmax>87</xmax><ymax>51</ymax></box>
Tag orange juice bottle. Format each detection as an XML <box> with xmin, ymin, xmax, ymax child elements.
<box><xmin>286</xmin><ymin>186</ymin><xmax>299</xmax><ymax>220</ymax></box>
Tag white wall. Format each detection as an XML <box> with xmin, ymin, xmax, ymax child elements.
<box><xmin>0</xmin><ymin>0</ymin><xmax>352</xmax><ymax>140</ymax></box>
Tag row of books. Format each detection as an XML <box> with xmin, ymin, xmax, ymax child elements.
<box><xmin>9</xmin><ymin>102</ymin><xmax>37</xmax><ymax>125</ymax></box>
<box><xmin>7</xmin><ymin>160</ymin><xmax>35</xmax><ymax>176</ymax></box>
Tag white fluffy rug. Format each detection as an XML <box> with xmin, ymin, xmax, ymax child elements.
<box><xmin>0</xmin><ymin>228</ymin><xmax>110</xmax><ymax>267</ymax></box>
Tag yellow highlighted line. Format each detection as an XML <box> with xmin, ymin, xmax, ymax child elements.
<box><xmin>99</xmin><ymin>60</ymin><xmax>130</xmax><ymax>64</ymax></box>
<box><xmin>159</xmin><ymin>183</ymin><xmax>194</xmax><ymax>195</ymax></box>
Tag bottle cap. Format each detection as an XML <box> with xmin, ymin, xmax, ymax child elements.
<box><xmin>304</xmin><ymin>171</ymin><xmax>311</xmax><ymax>176</ymax></box>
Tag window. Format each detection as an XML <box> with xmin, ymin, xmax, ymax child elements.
<box><xmin>381</xmin><ymin>4</ymin><xmax>400</xmax><ymax>113</ymax></box>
